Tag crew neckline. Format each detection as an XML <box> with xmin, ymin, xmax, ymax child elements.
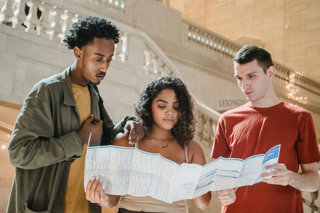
<box><xmin>247</xmin><ymin>102</ymin><xmax>285</xmax><ymax>111</ymax></box>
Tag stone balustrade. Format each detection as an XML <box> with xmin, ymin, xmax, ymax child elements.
<box><xmin>1</xmin><ymin>0</ymin><xmax>77</xmax><ymax>39</ymax></box>
<box><xmin>194</xmin><ymin>102</ymin><xmax>220</xmax><ymax>148</ymax></box>
<box><xmin>183</xmin><ymin>19</ymin><xmax>320</xmax><ymax>100</ymax></box>
<box><xmin>2</xmin><ymin>0</ymin><xmax>133</xmax><ymax>61</ymax></box>
<box><xmin>187</xmin><ymin>22</ymin><xmax>239</xmax><ymax>58</ymax></box>
<box><xmin>143</xmin><ymin>46</ymin><xmax>175</xmax><ymax>78</ymax></box>
<box><xmin>0</xmin><ymin>0</ymin><xmax>125</xmax><ymax>40</ymax></box>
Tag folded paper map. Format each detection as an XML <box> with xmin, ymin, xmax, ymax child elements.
<box><xmin>84</xmin><ymin>144</ymin><xmax>280</xmax><ymax>203</ymax></box>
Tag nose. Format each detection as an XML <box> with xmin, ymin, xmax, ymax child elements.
<box><xmin>241</xmin><ymin>79</ymin><xmax>250</xmax><ymax>91</ymax></box>
<box><xmin>165</xmin><ymin>108</ymin><xmax>174</xmax><ymax>116</ymax></box>
<box><xmin>99</xmin><ymin>61</ymin><xmax>110</xmax><ymax>73</ymax></box>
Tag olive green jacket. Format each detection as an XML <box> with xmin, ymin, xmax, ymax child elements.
<box><xmin>7</xmin><ymin>67</ymin><xmax>128</xmax><ymax>213</ymax></box>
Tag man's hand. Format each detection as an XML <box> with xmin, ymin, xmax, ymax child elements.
<box><xmin>261</xmin><ymin>163</ymin><xmax>291</xmax><ymax>186</ymax></box>
<box><xmin>78</xmin><ymin>114</ymin><xmax>103</xmax><ymax>144</ymax></box>
<box><xmin>216</xmin><ymin>189</ymin><xmax>236</xmax><ymax>206</ymax></box>
<box><xmin>262</xmin><ymin>162</ymin><xmax>320</xmax><ymax>192</ymax></box>
<box><xmin>123</xmin><ymin>120</ymin><xmax>144</xmax><ymax>144</ymax></box>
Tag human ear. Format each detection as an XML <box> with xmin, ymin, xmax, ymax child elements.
<box><xmin>74</xmin><ymin>46</ymin><xmax>82</xmax><ymax>60</ymax></box>
<box><xmin>267</xmin><ymin>66</ymin><xmax>275</xmax><ymax>78</ymax></box>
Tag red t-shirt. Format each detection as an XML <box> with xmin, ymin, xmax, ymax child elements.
<box><xmin>211</xmin><ymin>102</ymin><xmax>320</xmax><ymax>213</ymax></box>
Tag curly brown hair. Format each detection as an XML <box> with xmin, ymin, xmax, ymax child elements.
<box><xmin>135</xmin><ymin>77</ymin><xmax>195</xmax><ymax>147</ymax></box>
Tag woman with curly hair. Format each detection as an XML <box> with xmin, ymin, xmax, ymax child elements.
<box><xmin>86</xmin><ymin>77</ymin><xmax>212</xmax><ymax>212</ymax></box>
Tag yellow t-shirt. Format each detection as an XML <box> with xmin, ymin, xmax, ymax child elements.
<box><xmin>64</xmin><ymin>83</ymin><xmax>91</xmax><ymax>213</ymax></box>
<box><xmin>65</xmin><ymin>84</ymin><xmax>118</xmax><ymax>213</ymax></box>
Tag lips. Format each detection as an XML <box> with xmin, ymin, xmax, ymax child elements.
<box><xmin>245</xmin><ymin>91</ymin><xmax>253</xmax><ymax>95</ymax></box>
<box><xmin>163</xmin><ymin>118</ymin><xmax>174</xmax><ymax>122</ymax></box>
<box><xmin>96</xmin><ymin>73</ymin><xmax>105</xmax><ymax>80</ymax></box>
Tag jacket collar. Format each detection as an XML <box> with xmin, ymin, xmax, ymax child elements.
<box><xmin>61</xmin><ymin>66</ymin><xmax>100</xmax><ymax>113</ymax></box>
<box><xmin>62</xmin><ymin>67</ymin><xmax>77</xmax><ymax>107</ymax></box>
<box><xmin>88</xmin><ymin>83</ymin><xmax>100</xmax><ymax>118</ymax></box>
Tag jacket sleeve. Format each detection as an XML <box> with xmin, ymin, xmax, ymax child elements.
<box><xmin>99</xmin><ymin>99</ymin><xmax>135</xmax><ymax>145</ymax></box>
<box><xmin>113</xmin><ymin>116</ymin><xmax>136</xmax><ymax>135</ymax></box>
<box><xmin>8</xmin><ymin>88</ymin><xmax>83</xmax><ymax>170</ymax></box>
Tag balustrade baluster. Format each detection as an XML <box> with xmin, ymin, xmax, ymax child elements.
<box><xmin>71</xmin><ymin>13</ymin><xmax>79</xmax><ymax>24</ymax></box>
<box><xmin>114</xmin><ymin>0</ymin><xmax>119</xmax><ymax>7</ymax></box>
<box><xmin>152</xmin><ymin>56</ymin><xmax>159</xmax><ymax>75</ymax></box>
<box><xmin>143</xmin><ymin>47</ymin><xmax>151</xmax><ymax>75</ymax></box>
<box><xmin>22</xmin><ymin>1</ymin><xmax>33</xmax><ymax>32</ymax></box>
<box><xmin>198</xmin><ymin>114</ymin><xmax>204</xmax><ymax>141</ymax></box>
<box><xmin>35</xmin><ymin>2</ymin><xmax>45</xmax><ymax>35</ymax></box>
<box><xmin>57</xmin><ymin>9</ymin><xmax>68</xmax><ymax>42</ymax></box>
<box><xmin>120</xmin><ymin>0</ymin><xmax>125</xmax><ymax>9</ymax></box>
<box><xmin>159</xmin><ymin>63</ymin><xmax>166</xmax><ymax>76</ymax></box>
<box><xmin>46</xmin><ymin>5</ymin><xmax>57</xmax><ymax>40</ymax></box>
<box><xmin>9</xmin><ymin>0</ymin><xmax>21</xmax><ymax>28</ymax></box>
<box><xmin>0</xmin><ymin>0</ymin><xmax>8</xmax><ymax>22</ymax></box>
<box><xmin>118</xmin><ymin>32</ymin><xmax>127</xmax><ymax>63</ymax></box>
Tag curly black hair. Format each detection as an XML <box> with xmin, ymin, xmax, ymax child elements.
<box><xmin>63</xmin><ymin>16</ymin><xmax>119</xmax><ymax>49</ymax></box>
<box><xmin>135</xmin><ymin>77</ymin><xmax>195</xmax><ymax>147</ymax></box>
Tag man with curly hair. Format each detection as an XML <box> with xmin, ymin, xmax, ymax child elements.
<box><xmin>7</xmin><ymin>16</ymin><xmax>143</xmax><ymax>213</ymax></box>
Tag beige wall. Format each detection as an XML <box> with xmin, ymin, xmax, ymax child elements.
<box><xmin>169</xmin><ymin>0</ymin><xmax>320</xmax><ymax>82</ymax></box>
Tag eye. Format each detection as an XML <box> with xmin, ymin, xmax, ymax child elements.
<box><xmin>236</xmin><ymin>77</ymin><xmax>242</xmax><ymax>82</ymax></box>
<box><xmin>248</xmin><ymin>74</ymin><xmax>256</xmax><ymax>79</ymax></box>
<box><xmin>157</xmin><ymin>105</ymin><xmax>166</xmax><ymax>109</ymax></box>
<box><xmin>173</xmin><ymin>105</ymin><xmax>180</xmax><ymax>110</ymax></box>
<box><xmin>107</xmin><ymin>58</ymin><xmax>112</xmax><ymax>63</ymax></box>
<box><xmin>96</xmin><ymin>57</ymin><xmax>103</xmax><ymax>62</ymax></box>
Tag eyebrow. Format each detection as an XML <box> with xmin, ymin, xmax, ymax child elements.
<box><xmin>94</xmin><ymin>53</ymin><xmax>105</xmax><ymax>57</ymax></box>
<box><xmin>234</xmin><ymin>71</ymin><xmax>258</xmax><ymax>78</ymax></box>
<box><xmin>156</xmin><ymin>99</ymin><xmax>179</xmax><ymax>104</ymax></box>
<box><xmin>94</xmin><ymin>53</ymin><xmax>114</xmax><ymax>58</ymax></box>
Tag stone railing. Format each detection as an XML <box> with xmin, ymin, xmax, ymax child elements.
<box><xmin>0</xmin><ymin>0</ymin><xmax>126</xmax><ymax>42</ymax></box>
<box><xmin>195</xmin><ymin>102</ymin><xmax>220</xmax><ymax>148</ymax></box>
<box><xmin>187</xmin><ymin>22</ymin><xmax>239</xmax><ymax>58</ymax></box>
<box><xmin>183</xmin><ymin>19</ymin><xmax>320</xmax><ymax>98</ymax></box>
<box><xmin>0</xmin><ymin>0</ymin><xmax>80</xmax><ymax>40</ymax></box>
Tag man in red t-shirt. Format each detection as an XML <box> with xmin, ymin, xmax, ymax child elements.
<box><xmin>211</xmin><ymin>44</ymin><xmax>320</xmax><ymax>213</ymax></box>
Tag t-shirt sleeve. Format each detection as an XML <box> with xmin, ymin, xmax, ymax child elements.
<box><xmin>210</xmin><ymin>116</ymin><xmax>231</xmax><ymax>159</ymax></box>
<box><xmin>297</xmin><ymin>112</ymin><xmax>320</xmax><ymax>164</ymax></box>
